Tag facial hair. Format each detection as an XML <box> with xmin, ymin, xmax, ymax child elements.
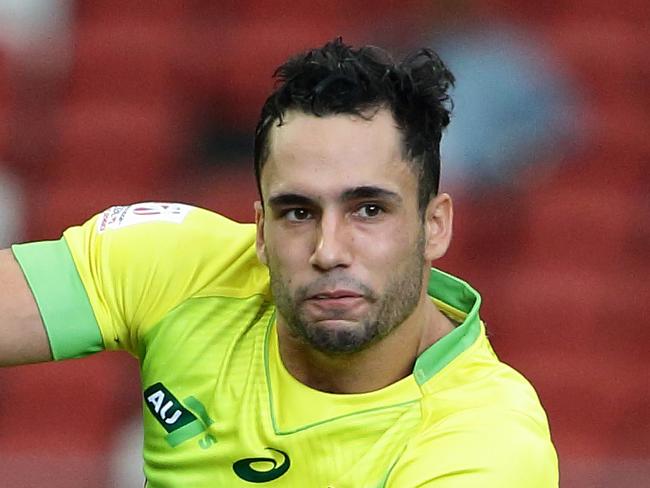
<box><xmin>268</xmin><ymin>232</ymin><xmax>426</xmax><ymax>355</ymax></box>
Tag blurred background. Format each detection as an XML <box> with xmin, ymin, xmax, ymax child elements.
<box><xmin>0</xmin><ymin>0</ymin><xmax>648</xmax><ymax>486</ymax></box>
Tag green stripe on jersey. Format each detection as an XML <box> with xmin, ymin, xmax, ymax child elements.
<box><xmin>412</xmin><ymin>269</ymin><xmax>482</xmax><ymax>385</ymax></box>
<box><xmin>12</xmin><ymin>238</ymin><xmax>103</xmax><ymax>360</ymax></box>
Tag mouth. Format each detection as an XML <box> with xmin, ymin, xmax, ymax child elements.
<box><xmin>310</xmin><ymin>289</ymin><xmax>363</xmax><ymax>300</ymax></box>
<box><xmin>304</xmin><ymin>289</ymin><xmax>368</xmax><ymax>319</ymax></box>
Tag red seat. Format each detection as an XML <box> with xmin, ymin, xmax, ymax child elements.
<box><xmin>476</xmin><ymin>0</ymin><xmax>558</xmax><ymax>24</ymax></box>
<box><xmin>508</xmin><ymin>350</ymin><xmax>650</xmax><ymax>460</ymax></box>
<box><xmin>486</xmin><ymin>265</ymin><xmax>606</xmax><ymax>356</ymax></box>
<box><xmin>488</xmin><ymin>260</ymin><xmax>650</xmax><ymax>461</ymax></box>
<box><xmin>0</xmin><ymin>453</ymin><xmax>107</xmax><ymax>488</ymax></box>
<box><xmin>167</xmin><ymin>162</ymin><xmax>259</xmax><ymax>223</ymax></box>
<box><xmin>0</xmin><ymin>46</ymin><xmax>68</xmax><ymax>180</ymax></box>
<box><xmin>556</xmin><ymin>151</ymin><xmax>649</xmax><ymax>196</ymax></box>
<box><xmin>519</xmin><ymin>186</ymin><xmax>637</xmax><ymax>272</ymax></box>
<box><xmin>478</xmin><ymin>0</ymin><xmax>650</xmax><ymax>25</ymax></box>
<box><xmin>442</xmin><ymin>191</ymin><xmax>528</xmax><ymax>271</ymax></box>
<box><xmin>0</xmin><ymin>353</ymin><xmax>140</xmax><ymax>488</ymax></box>
<box><xmin>177</xmin><ymin>20</ymin><xmax>366</xmax><ymax>129</ymax></box>
<box><xmin>22</xmin><ymin>177</ymin><xmax>169</xmax><ymax>241</ymax></box>
<box><xmin>0</xmin><ymin>49</ymin><xmax>13</xmax><ymax>159</ymax></box>
<box><xmin>553</xmin><ymin>0</ymin><xmax>650</xmax><ymax>25</ymax></box>
<box><xmin>52</xmin><ymin>100</ymin><xmax>182</xmax><ymax>184</ymax></box>
<box><xmin>597</xmin><ymin>268</ymin><xmax>650</xmax><ymax>352</ymax></box>
<box><xmin>623</xmin><ymin>196</ymin><xmax>650</xmax><ymax>271</ymax></box>
<box><xmin>197</xmin><ymin>0</ymin><xmax>436</xmax><ymax>25</ymax></box>
<box><xmin>74</xmin><ymin>0</ymin><xmax>189</xmax><ymax>22</ymax></box>
<box><xmin>66</xmin><ymin>19</ymin><xmax>182</xmax><ymax>105</ymax></box>
<box><xmin>0</xmin><ymin>353</ymin><xmax>140</xmax><ymax>453</ymax></box>
<box><xmin>543</xmin><ymin>20</ymin><xmax>650</xmax><ymax>105</ymax></box>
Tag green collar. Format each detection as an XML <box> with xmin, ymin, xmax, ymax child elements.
<box><xmin>412</xmin><ymin>268</ymin><xmax>482</xmax><ymax>385</ymax></box>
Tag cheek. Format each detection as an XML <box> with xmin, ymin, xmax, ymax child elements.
<box><xmin>265</xmin><ymin>233</ymin><xmax>307</xmax><ymax>276</ymax></box>
<box><xmin>359</xmin><ymin>224</ymin><xmax>419</xmax><ymax>261</ymax></box>
<box><xmin>267</xmin><ymin>223</ymin><xmax>315</xmax><ymax>257</ymax></box>
<box><xmin>361</xmin><ymin>230</ymin><xmax>424</xmax><ymax>287</ymax></box>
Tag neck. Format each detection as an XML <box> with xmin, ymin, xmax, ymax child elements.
<box><xmin>276</xmin><ymin>297</ymin><xmax>455</xmax><ymax>394</ymax></box>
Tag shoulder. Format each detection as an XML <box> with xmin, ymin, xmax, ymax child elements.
<box><xmin>387</xmin><ymin>335</ymin><xmax>558</xmax><ymax>487</ymax></box>
<box><xmin>385</xmin><ymin>404</ymin><xmax>558</xmax><ymax>487</ymax></box>
<box><xmin>65</xmin><ymin>203</ymin><xmax>258</xmax><ymax>274</ymax></box>
<box><xmin>91</xmin><ymin>202</ymin><xmax>255</xmax><ymax>245</ymax></box>
<box><xmin>63</xmin><ymin>203</ymin><xmax>267</xmax><ymax>344</ymax></box>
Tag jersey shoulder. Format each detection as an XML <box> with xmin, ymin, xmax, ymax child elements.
<box><xmin>63</xmin><ymin>203</ymin><xmax>269</xmax><ymax>354</ymax></box>
<box><xmin>387</xmin><ymin>332</ymin><xmax>558</xmax><ymax>487</ymax></box>
<box><xmin>66</xmin><ymin>202</ymin><xmax>266</xmax><ymax>295</ymax></box>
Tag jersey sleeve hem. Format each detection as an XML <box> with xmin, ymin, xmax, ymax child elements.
<box><xmin>11</xmin><ymin>239</ymin><xmax>104</xmax><ymax>360</ymax></box>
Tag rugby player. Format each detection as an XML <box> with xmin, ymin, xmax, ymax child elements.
<box><xmin>0</xmin><ymin>39</ymin><xmax>558</xmax><ymax>486</ymax></box>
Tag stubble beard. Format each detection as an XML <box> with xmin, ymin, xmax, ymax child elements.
<box><xmin>268</xmin><ymin>234</ymin><xmax>426</xmax><ymax>355</ymax></box>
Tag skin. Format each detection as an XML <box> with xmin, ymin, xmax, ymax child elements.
<box><xmin>0</xmin><ymin>249</ymin><xmax>51</xmax><ymax>366</ymax></box>
<box><xmin>255</xmin><ymin>109</ymin><xmax>455</xmax><ymax>394</ymax></box>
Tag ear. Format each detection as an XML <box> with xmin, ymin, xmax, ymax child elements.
<box><xmin>423</xmin><ymin>193</ymin><xmax>453</xmax><ymax>262</ymax></box>
<box><xmin>254</xmin><ymin>201</ymin><xmax>268</xmax><ymax>266</ymax></box>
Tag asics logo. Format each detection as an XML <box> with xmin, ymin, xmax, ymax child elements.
<box><xmin>233</xmin><ymin>448</ymin><xmax>291</xmax><ymax>483</ymax></box>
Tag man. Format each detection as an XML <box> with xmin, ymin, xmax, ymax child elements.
<box><xmin>0</xmin><ymin>39</ymin><xmax>558</xmax><ymax>486</ymax></box>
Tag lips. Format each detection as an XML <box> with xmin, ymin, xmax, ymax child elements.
<box><xmin>304</xmin><ymin>289</ymin><xmax>368</xmax><ymax>320</ymax></box>
<box><xmin>310</xmin><ymin>290</ymin><xmax>363</xmax><ymax>299</ymax></box>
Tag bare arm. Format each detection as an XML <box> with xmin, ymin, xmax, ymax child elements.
<box><xmin>0</xmin><ymin>248</ymin><xmax>52</xmax><ymax>366</ymax></box>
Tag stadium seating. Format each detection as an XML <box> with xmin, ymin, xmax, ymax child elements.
<box><xmin>74</xmin><ymin>0</ymin><xmax>189</xmax><ymax>22</ymax></box>
<box><xmin>176</xmin><ymin>18</ymin><xmax>365</xmax><ymax>130</ymax></box>
<box><xmin>0</xmin><ymin>353</ymin><xmax>140</xmax><ymax>488</ymax></box>
<box><xmin>0</xmin><ymin>49</ymin><xmax>11</xmax><ymax>159</ymax></box>
<box><xmin>22</xmin><ymin>177</ymin><xmax>170</xmax><ymax>241</ymax></box>
<box><xmin>53</xmin><ymin>100</ymin><xmax>182</xmax><ymax>184</ymax></box>
<box><xmin>479</xmin><ymin>0</ymin><xmax>650</xmax><ymax>25</ymax></box>
<box><xmin>520</xmin><ymin>186</ymin><xmax>638</xmax><ymax>271</ymax></box>
<box><xmin>544</xmin><ymin>19</ymin><xmax>650</xmax><ymax>105</ymax></box>
<box><xmin>66</xmin><ymin>18</ymin><xmax>182</xmax><ymax>106</ymax></box>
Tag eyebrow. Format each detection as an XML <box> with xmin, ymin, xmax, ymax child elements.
<box><xmin>267</xmin><ymin>186</ymin><xmax>402</xmax><ymax>209</ymax></box>
<box><xmin>339</xmin><ymin>186</ymin><xmax>402</xmax><ymax>204</ymax></box>
<box><xmin>267</xmin><ymin>193</ymin><xmax>316</xmax><ymax>209</ymax></box>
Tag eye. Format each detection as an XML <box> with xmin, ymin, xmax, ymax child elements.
<box><xmin>354</xmin><ymin>204</ymin><xmax>383</xmax><ymax>219</ymax></box>
<box><xmin>284</xmin><ymin>208</ymin><xmax>312</xmax><ymax>222</ymax></box>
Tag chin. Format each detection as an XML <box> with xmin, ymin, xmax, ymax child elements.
<box><xmin>301</xmin><ymin>320</ymin><xmax>378</xmax><ymax>355</ymax></box>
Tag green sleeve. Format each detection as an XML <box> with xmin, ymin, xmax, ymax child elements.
<box><xmin>11</xmin><ymin>239</ymin><xmax>104</xmax><ymax>360</ymax></box>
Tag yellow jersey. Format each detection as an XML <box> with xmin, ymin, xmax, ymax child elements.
<box><xmin>12</xmin><ymin>203</ymin><xmax>558</xmax><ymax>487</ymax></box>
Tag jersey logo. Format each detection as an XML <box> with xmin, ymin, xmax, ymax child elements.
<box><xmin>144</xmin><ymin>383</ymin><xmax>216</xmax><ymax>448</ymax></box>
<box><xmin>233</xmin><ymin>448</ymin><xmax>291</xmax><ymax>483</ymax></box>
<box><xmin>97</xmin><ymin>203</ymin><xmax>192</xmax><ymax>233</ymax></box>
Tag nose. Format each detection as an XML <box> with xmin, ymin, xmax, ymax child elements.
<box><xmin>308</xmin><ymin>212</ymin><xmax>353</xmax><ymax>271</ymax></box>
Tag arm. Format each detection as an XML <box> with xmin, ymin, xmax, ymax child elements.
<box><xmin>0</xmin><ymin>203</ymin><xmax>258</xmax><ymax>365</ymax></box>
<box><xmin>0</xmin><ymin>248</ymin><xmax>52</xmax><ymax>366</ymax></box>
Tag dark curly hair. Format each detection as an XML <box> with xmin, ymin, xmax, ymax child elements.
<box><xmin>254</xmin><ymin>38</ymin><xmax>455</xmax><ymax>212</ymax></box>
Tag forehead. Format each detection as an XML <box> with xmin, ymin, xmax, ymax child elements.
<box><xmin>262</xmin><ymin>110</ymin><xmax>416</xmax><ymax>198</ymax></box>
